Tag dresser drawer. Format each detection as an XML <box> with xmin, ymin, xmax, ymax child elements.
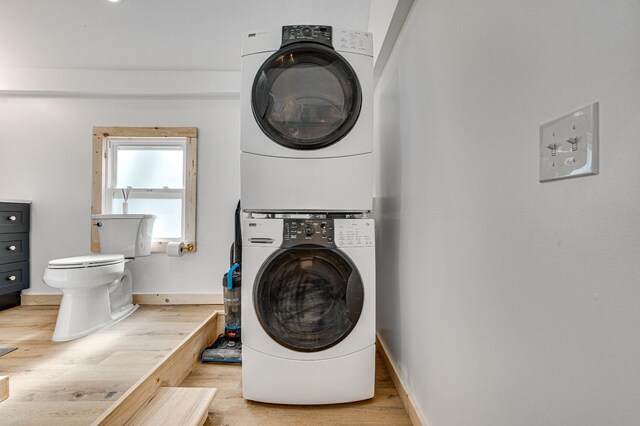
<box><xmin>0</xmin><ymin>233</ymin><xmax>29</xmax><ymax>264</ymax></box>
<box><xmin>0</xmin><ymin>203</ymin><xmax>30</xmax><ymax>234</ymax></box>
<box><xmin>0</xmin><ymin>261</ymin><xmax>29</xmax><ymax>293</ymax></box>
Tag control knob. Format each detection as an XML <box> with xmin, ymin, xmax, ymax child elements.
<box><xmin>304</xmin><ymin>224</ymin><xmax>315</xmax><ymax>236</ymax></box>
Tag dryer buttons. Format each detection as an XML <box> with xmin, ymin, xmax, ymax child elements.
<box><xmin>281</xmin><ymin>25</ymin><xmax>333</xmax><ymax>48</ymax></box>
<box><xmin>282</xmin><ymin>219</ymin><xmax>335</xmax><ymax>248</ymax></box>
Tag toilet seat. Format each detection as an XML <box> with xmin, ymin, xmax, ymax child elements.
<box><xmin>48</xmin><ymin>254</ymin><xmax>125</xmax><ymax>270</ymax></box>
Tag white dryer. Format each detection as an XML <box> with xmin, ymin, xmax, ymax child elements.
<box><xmin>241</xmin><ymin>25</ymin><xmax>373</xmax><ymax>213</ymax></box>
<box><xmin>241</xmin><ymin>217</ymin><xmax>375</xmax><ymax>404</ymax></box>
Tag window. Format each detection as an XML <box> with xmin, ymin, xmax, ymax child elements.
<box><xmin>91</xmin><ymin>127</ymin><xmax>197</xmax><ymax>253</ymax></box>
<box><xmin>106</xmin><ymin>138</ymin><xmax>185</xmax><ymax>238</ymax></box>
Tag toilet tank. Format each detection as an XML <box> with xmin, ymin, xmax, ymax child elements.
<box><xmin>92</xmin><ymin>214</ymin><xmax>156</xmax><ymax>258</ymax></box>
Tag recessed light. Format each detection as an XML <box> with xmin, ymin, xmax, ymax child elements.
<box><xmin>107</xmin><ymin>0</ymin><xmax>122</xmax><ymax>3</ymax></box>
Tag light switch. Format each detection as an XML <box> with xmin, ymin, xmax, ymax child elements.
<box><xmin>540</xmin><ymin>102</ymin><xmax>599</xmax><ymax>182</ymax></box>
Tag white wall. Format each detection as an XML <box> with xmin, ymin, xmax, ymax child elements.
<box><xmin>0</xmin><ymin>0</ymin><xmax>374</xmax><ymax>295</ymax></box>
<box><xmin>375</xmin><ymin>0</ymin><xmax>640</xmax><ymax>425</ymax></box>
<box><xmin>0</xmin><ymin>96</ymin><xmax>240</xmax><ymax>294</ymax></box>
<box><xmin>368</xmin><ymin>0</ymin><xmax>398</xmax><ymax>62</ymax></box>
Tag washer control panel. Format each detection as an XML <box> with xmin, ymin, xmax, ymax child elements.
<box><xmin>282</xmin><ymin>218</ymin><xmax>335</xmax><ymax>248</ymax></box>
<box><xmin>334</xmin><ymin>219</ymin><xmax>374</xmax><ymax>247</ymax></box>
<box><xmin>281</xmin><ymin>25</ymin><xmax>333</xmax><ymax>48</ymax></box>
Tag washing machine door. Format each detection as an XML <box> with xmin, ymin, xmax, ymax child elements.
<box><xmin>252</xmin><ymin>42</ymin><xmax>362</xmax><ymax>150</ymax></box>
<box><xmin>254</xmin><ymin>246</ymin><xmax>364</xmax><ymax>352</ymax></box>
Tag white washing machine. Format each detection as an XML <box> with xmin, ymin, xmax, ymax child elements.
<box><xmin>241</xmin><ymin>217</ymin><xmax>375</xmax><ymax>404</ymax></box>
<box><xmin>241</xmin><ymin>25</ymin><xmax>373</xmax><ymax>213</ymax></box>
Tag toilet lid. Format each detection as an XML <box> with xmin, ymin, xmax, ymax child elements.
<box><xmin>48</xmin><ymin>254</ymin><xmax>125</xmax><ymax>269</ymax></box>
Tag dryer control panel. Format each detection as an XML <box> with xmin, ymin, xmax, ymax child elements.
<box><xmin>281</xmin><ymin>25</ymin><xmax>333</xmax><ymax>48</ymax></box>
<box><xmin>282</xmin><ymin>218</ymin><xmax>335</xmax><ymax>248</ymax></box>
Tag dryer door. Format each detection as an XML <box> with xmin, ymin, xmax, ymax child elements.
<box><xmin>254</xmin><ymin>246</ymin><xmax>364</xmax><ymax>352</ymax></box>
<box><xmin>252</xmin><ymin>43</ymin><xmax>362</xmax><ymax>150</ymax></box>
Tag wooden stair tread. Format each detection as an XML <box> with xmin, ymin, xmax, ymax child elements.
<box><xmin>0</xmin><ymin>376</ymin><xmax>8</xmax><ymax>403</ymax></box>
<box><xmin>125</xmin><ymin>387</ymin><xmax>217</xmax><ymax>426</ymax></box>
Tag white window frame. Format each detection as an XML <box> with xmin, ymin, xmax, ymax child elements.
<box><xmin>91</xmin><ymin>127</ymin><xmax>197</xmax><ymax>253</ymax></box>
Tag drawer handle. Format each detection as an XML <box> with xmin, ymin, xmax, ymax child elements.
<box><xmin>7</xmin><ymin>275</ymin><xmax>16</xmax><ymax>281</ymax></box>
<box><xmin>7</xmin><ymin>245</ymin><xmax>16</xmax><ymax>251</ymax></box>
<box><xmin>8</xmin><ymin>215</ymin><xmax>17</xmax><ymax>221</ymax></box>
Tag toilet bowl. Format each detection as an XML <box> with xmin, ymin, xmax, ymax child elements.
<box><xmin>44</xmin><ymin>254</ymin><xmax>136</xmax><ymax>341</ymax></box>
<box><xmin>43</xmin><ymin>214</ymin><xmax>155</xmax><ymax>342</ymax></box>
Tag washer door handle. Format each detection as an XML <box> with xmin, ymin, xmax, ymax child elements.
<box><xmin>249</xmin><ymin>238</ymin><xmax>274</xmax><ymax>244</ymax></box>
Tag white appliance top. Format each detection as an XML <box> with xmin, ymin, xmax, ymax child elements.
<box><xmin>48</xmin><ymin>254</ymin><xmax>124</xmax><ymax>269</ymax></box>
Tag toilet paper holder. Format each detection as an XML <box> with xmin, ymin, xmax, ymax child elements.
<box><xmin>166</xmin><ymin>241</ymin><xmax>196</xmax><ymax>257</ymax></box>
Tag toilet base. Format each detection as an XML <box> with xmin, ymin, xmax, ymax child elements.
<box><xmin>52</xmin><ymin>283</ymin><xmax>138</xmax><ymax>342</ymax></box>
<box><xmin>53</xmin><ymin>302</ymin><xmax>138</xmax><ymax>342</ymax></box>
<box><xmin>112</xmin><ymin>302</ymin><xmax>138</xmax><ymax>322</ymax></box>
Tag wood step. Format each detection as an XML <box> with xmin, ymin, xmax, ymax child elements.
<box><xmin>0</xmin><ymin>376</ymin><xmax>8</xmax><ymax>403</ymax></box>
<box><xmin>125</xmin><ymin>387</ymin><xmax>217</xmax><ymax>426</ymax></box>
<box><xmin>92</xmin><ymin>310</ymin><xmax>223</xmax><ymax>425</ymax></box>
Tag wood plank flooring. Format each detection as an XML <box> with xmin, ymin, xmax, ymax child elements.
<box><xmin>181</xmin><ymin>350</ymin><xmax>412</xmax><ymax>425</ymax></box>
<box><xmin>0</xmin><ymin>305</ymin><xmax>413</xmax><ymax>425</ymax></box>
<box><xmin>0</xmin><ymin>305</ymin><xmax>216</xmax><ymax>425</ymax></box>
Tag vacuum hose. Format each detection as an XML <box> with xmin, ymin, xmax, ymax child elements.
<box><xmin>227</xmin><ymin>263</ymin><xmax>240</xmax><ymax>290</ymax></box>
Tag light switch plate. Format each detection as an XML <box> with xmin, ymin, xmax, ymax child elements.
<box><xmin>540</xmin><ymin>102</ymin><xmax>599</xmax><ymax>182</ymax></box>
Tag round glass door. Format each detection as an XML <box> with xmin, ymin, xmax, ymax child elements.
<box><xmin>254</xmin><ymin>246</ymin><xmax>364</xmax><ymax>352</ymax></box>
<box><xmin>252</xmin><ymin>43</ymin><xmax>362</xmax><ymax>150</ymax></box>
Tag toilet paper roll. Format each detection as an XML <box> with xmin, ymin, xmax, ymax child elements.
<box><xmin>166</xmin><ymin>242</ymin><xmax>184</xmax><ymax>257</ymax></box>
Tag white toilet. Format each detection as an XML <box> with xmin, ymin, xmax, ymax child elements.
<box><xmin>43</xmin><ymin>214</ymin><xmax>155</xmax><ymax>342</ymax></box>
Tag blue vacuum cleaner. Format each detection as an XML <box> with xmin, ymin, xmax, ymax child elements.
<box><xmin>201</xmin><ymin>201</ymin><xmax>242</xmax><ymax>363</ymax></box>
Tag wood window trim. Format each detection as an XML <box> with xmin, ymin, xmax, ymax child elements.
<box><xmin>91</xmin><ymin>126</ymin><xmax>197</xmax><ymax>253</ymax></box>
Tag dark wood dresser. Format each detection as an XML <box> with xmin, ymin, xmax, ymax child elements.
<box><xmin>0</xmin><ymin>201</ymin><xmax>30</xmax><ymax>310</ymax></box>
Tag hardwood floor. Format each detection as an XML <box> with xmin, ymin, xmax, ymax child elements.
<box><xmin>0</xmin><ymin>305</ymin><xmax>413</xmax><ymax>425</ymax></box>
<box><xmin>0</xmin><ymin>304</ymin><xmax>216</xmax><ymax>425</ymax></box>
<box><xmin>181</xmin><ymin>350</ymin><xmax>412</xmax><ymax>425</ymax></box>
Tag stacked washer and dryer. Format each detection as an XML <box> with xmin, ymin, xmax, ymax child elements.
<box><xmin>240</xmin><ymin>25</ymin><xmax>375</xmax><ymax>404</ymax></box>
